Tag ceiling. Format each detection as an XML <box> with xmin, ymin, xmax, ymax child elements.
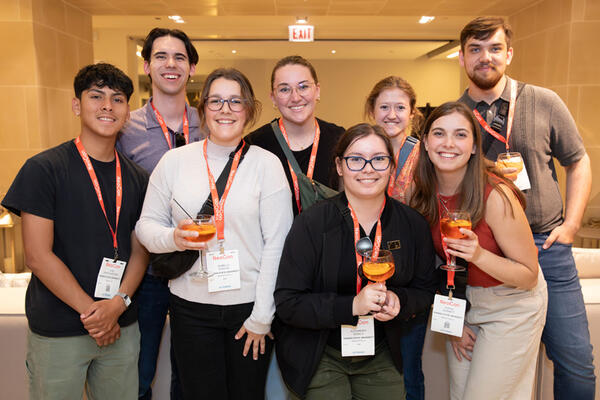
<box><xmin>66</xmin><ymin>0</ymin><xmax>536</xmax><ymax>17</ymax></box>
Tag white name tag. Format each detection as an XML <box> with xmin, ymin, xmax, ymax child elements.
<box><xmin>206</xmin><ymin>249</ymin><xmax>240</xmax><ymax>292</ymax></box>
<box><xmin>94</xmin><ymin>257</ymin><xmax>127</xmax><ymax>299</ymax></box>
<box><xmin>341</xmin><ymin>315</ymin><xmax>375</xmax><ymax>357</ymax></box>
<box><xmin>431</xmin><ymin>294</ymin><xmax>466</xmax><ymax>337</ymax></box>
<box><xmin>514</xmin><ymin>162</ymin><xmax>531</xmax><ymax>191</ymax></box>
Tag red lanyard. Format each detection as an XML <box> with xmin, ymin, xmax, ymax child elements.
<box><xmin>349</xmin><ymin>198</ymin><xmax>386</xmax><ymax>295</ymax></box>
<box><xmin>150</xmin><ymin>100</ymin><xmax>189</xmax><ymax>149</ymax></box>
<box><xmin>74</xmin><ymin>137</ymin><xmax>122</xmax><ymax>259</ymax></box>
<box><xmin>472</xmin><ymin>79</ymin><xmax>517</xmax><ymax>152</ymax></box>
<box><xmin>278</xmin><ymin>118</ymin><xmax>320</xmax><ymax>213</ymax></box>
<box><xmin>203</xmin><ymin>139</ymin><xmax>245</xmax><ymax>244</ymax></box>
<box><xmin>437</xmin><ymin>195</ymin><xmax>455</xmax><ymax>288</ymax></box>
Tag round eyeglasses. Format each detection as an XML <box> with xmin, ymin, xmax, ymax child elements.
<box><xmin>274</xmin><ymin>82</ymin><xmax>315</xmax><ymax>99</ymax></box>
<box><xmin>342</xmin><ymin>155</ymin><xmax>392</xmax><ymax>171</ymax></box>
<box><xmin>205</xmin><ymin>96</ymin><xmax>246</xmax><ymax>112</ymax></box>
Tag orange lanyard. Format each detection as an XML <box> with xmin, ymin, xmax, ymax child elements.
<box><xmin>203</xmin><ymin>139</ymin><xmax>245</xmax><ymax>244</ymax></box>
<box><xmin>387</xmin><ymin>136</ymin><xmax>408</xmax><ymax>195</ymax></box>
<box><xmin>150</xmin><ymin>100</ymin><xmax>189</xmax><ymax>149</ymax></box>
<box><xmin>437</xmin><ymin>195</ymin><xmax>455</xmax><ymax>288</ymax></box>
<box><xmin>472</xmin><ymin>79</ymin><xmax>517</xmax><ymax>152</ymax></box>
<box><xmin>278</xmin><ymin>118</ymin><xmax>320</xmax><ymax>213</ymax></box>
<box><xmin>74</xmin><ymin>137</ymin><xmax>122</xmax><ymax>260</ymax></box>
<box><xmin>349</xmin><ymin>198</ymin><xmax>385</xmax><ymax>295</ymax></box>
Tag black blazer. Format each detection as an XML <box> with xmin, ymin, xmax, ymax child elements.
<box><xmin>274</xmin><ymin>193</ymin><xmax>438</xmax><ymax>398</ymax></box>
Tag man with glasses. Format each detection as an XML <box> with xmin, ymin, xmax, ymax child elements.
<box><xmin>117</xmin><ymin>28</ymin><xmax>203</xmax><ymax>400</ymax></box>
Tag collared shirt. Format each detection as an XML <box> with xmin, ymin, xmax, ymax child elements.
<box><xmin>459</xmin><ymin>76</ymin><xmax>586</xmax><ymax>233</ymax></box>
<box><xmin>117</xmin><ymin>98</ymin><xmax>205</xmax><ymax>174</ymax></box>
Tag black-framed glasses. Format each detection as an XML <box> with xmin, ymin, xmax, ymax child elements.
<box><xmin>342</xmin><ymin>155</ymin><xmax>392</xmax><ymax>171</ymax></box>
<box><xmin>174</xmin><ymin>132</ymin><xmax>186</xmax><ymax>148</ymax></box>
<box><xmin>205</xmin><ymin>96</ymin><xmax>246</xmax><ymax>112</ymax></box>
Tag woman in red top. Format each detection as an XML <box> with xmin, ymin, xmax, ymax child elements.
<box><xmin>409</xmin><ymin>102</ymin><xmax>547</xmax><ymax>400</ymax></box>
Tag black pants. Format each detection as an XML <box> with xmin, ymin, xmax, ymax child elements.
<box><xmin>169</xmin><ymin>294</ymin><xmax>273</xmax><ymax>400</ymax></box>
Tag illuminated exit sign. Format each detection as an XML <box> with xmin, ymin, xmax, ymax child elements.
<box><xmin>288</xmin><ymin>25</ymin><xmax>314</xmax><ymax>42</ymax></box>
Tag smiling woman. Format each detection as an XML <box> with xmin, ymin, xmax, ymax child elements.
<box><xmin>134</xmin><ymin>67</ymin><xmax>293</xmax><ymax>399</ymax></box>
<box><xmin>246</xmin><ymin>55</ymin><xmax>345</xmax><ymax>215</ymax></box>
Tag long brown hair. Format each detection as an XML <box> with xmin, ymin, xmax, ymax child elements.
<box><xmin>409</xmin><ymin>101</ymin><xmax>524</xmax><ymax>226</ymax></box>
<box><xmin>364</xmin><ymin>76</ymin><xmax>424</xmax><ymax>138</ymax></box>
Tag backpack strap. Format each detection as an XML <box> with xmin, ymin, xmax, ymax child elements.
<box><xmin>396</xmin><ymin>136</ymin><xmax>418</xmax><ymax>180</ymax></box>
<box><xmin>271</xmin><ymin>120</ymin><xmax>303</xmax><ymax>176</ymax></box>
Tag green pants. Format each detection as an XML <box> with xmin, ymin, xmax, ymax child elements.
<box><xmin>27</xmin><ymin>323</ymin><xmax>140</xmax><ymax>400</ymax></box>
<box><xmin>293</xmin><ymin>341</ymin><xmax>406</xmax><ymax>400</ymax></box>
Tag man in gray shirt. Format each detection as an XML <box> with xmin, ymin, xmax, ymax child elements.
<box><xmin>458</xmin><ymin>17</ymin><xmax>594</xmax><ymax>399</ymax></box>
<box><xmin>117</xmin><ymin>28</ymin><xmax>203</xmax><ymax>400</ymax></box>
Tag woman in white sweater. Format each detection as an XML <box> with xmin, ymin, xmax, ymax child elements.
<box><xmin>135</xmin><ymin>68</ymin><xmax>293</xmax><ymax>400</ymax></box>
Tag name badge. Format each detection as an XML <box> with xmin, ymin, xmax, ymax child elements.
<box><xmin>94</xmin><ymin>257</ymin><xmax>127</xmax><ymax>299</ymax></box>
<box><xmin>341</xmin><ymin>315</ymin><xmax>375</xmax><ymax>357</ymax></box>
<box><xmin>514</xmin><ymin>162</ymin><xmax>531</xmax><ymax>191</ymax></box>
<box><xmin>431</xmin><ymin>294</ymin><xmax>466</xmax><ymax>337</ymax></box>
<box><xmin>206</xmin><ymin>249</ymin><xmax>240</xmax><ymax>292</ymax></box>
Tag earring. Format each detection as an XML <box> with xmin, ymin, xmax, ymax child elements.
<box><xmin>272</xmin><ymin>104</ymin><xmax>277</xmax><ymax>109</ymax></box>
<box><xmin>316</xmin><ymin>97</ymin><xmax>321</xmax><ymax>102</ymax></box>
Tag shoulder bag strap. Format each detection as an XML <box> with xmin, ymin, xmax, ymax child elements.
<box><xmin>198</xmin><ymin>140</ymin><xmax>249</xmax><ymax>216</ymax></box>
<box><xmin>330</xmin><ymin>194</ymin><xmax>353</xmax><ymax>232</ymax></box>
<box><xmin>271</xmin><ymin>120</ymin><xmax>304</xmax><ymax>176</ymax></box>
<box><xmin>396</xmin><ymin>136</ymin><xmax>418</xmax><ymax>180</ymax></box>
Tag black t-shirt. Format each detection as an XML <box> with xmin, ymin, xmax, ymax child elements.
<box><xmin>246</xmin><ymin>118</ymin><xmax>345</xmax><ymax>215</ymax></box>
<box><xmin>1</xmin><ymin>140</ymin><xmax>149</xmax><ymax>337</ymax></box>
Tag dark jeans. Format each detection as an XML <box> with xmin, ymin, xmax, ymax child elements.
<box><xmin>169</xmin><ymin>294</ymin><xmax>273</xmax><ymax>400</ymax></box>
<box><xmin>534</xmin><ymin>234</ymin><xmax>596</xmax><ymax>399</ymax></box>
<box><xmin>399</xmin><ymin>312</ymin><xmax>429</xmax><ymax>400</ymax></box>
<box><xmin>137</xmin><ymin>273</ymin><xmax>182</xmax><ymax>400</ymax></box>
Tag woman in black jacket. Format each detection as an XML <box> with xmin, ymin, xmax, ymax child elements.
<box><xmin>274</xmin><ymin>123</ymin><xmax>438</xmax><ymax>399</ymax></box>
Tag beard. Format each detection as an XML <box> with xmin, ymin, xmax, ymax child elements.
<box><xmin>467</xmin><ymin>64</ymin><xmax>503</xmax><ymax>90</ymax></box>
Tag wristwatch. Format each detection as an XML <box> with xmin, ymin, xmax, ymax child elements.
<box><xmin>115</xmin><ymin>292</ymin><xmax>131</xmax><ymax>308</ymax></box>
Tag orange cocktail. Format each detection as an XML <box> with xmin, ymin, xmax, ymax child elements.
<box><xmin>440</xmin><ymin>218</ymin><xmax>472</xmax><ymax>239</ymax></box>
<box><xmin>496</xmin><ymin>152</ymin><xmax>524</xmax><ymax>180</ymax></box>
<box><xmin>362</xmin><ymin>261</ymin><xmax>395</xmax><ymax>282</ymax></box>
<box><xmin>182</xmin><ymin>221</ymin><xmax>216</xmax><ymax>242</ymax></box>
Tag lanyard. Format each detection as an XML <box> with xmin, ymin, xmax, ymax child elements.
<box><xmin>278</xmin><ymin>118</ymin><xmax>320</xmax><ymax>213</ymax></box>
<box><xmin>437</xmin><ymin>195</ymin><xmax>455</xmax><ymax>289</ymax></box>
<box><xmin>203</xmin><ymin>139</ymin><xmax>245</xmax><ymax>246</ymax></box>
<box><xmin>150</xmin><ymin>100</ymin><xmax>189</xmax><ymax>149</ymax></box>
<box><xmin>472</xmin><ymin>79</ymin><xmax>517</xmax><ymax>152</ymax></box>
<box><xmin>74</xmin><ymin>137</ymin><xmax>122</xmax><ymax>260</ymax></box>
<box><xmin>349</xmin><ymin>198</ymin><xmax>386</xmax><ymax>295</ymax></box>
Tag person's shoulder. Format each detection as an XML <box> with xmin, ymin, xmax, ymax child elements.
<box><xmin>518</xmin><ymin>81</ymin><xmax>562</xmax><ymax>103</ymax></box>
<box><xmin>118</xmin><ymin>151</ymin><xmax>149</xmax><ymax>181</ymax></box>
<box><xmin>28</xmin><ymin>140</ymin><xmax>75</xmax><ymax>168</ymax></box>
<box><xmin>316</xmin><ymin>118</ymin><xmax>345</xmax><ymax>134</ymax></box>
<box><xmin>121</xmin><ymin>104</ymin><xmax>149</xmax><ymax>134</ymax></box>
<box><xmin>246</xmin><ymin>119</ymin><xmax>277</xmax><ymax>145</ymax></box>
<box><xmin>295</xmin><ymin>195</ymin><xmax>342</xmax><ymax>229</ymax></box>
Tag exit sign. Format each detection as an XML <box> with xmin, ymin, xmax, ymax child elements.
<box><xmin>288</xmin><ymin>25</ymin><xmax>314</xmax><ymax>42</ymax></box>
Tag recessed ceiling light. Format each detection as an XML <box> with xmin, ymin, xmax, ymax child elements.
<box><xmin>331</xmin><ymin>50</ymin><xmax>336</xmax><ymax>54</ymax></box>
<box><xmin>446</xmin><ymin>51</ymin><xmax>459</xmax><ymax>58</ymax></box>
<box><xmin>296</xmin><ymin>17</ymin><xmax>308</xmax><ymax>24</ymax></box>
<box><xmin>168</xmin><ymin>15</ymin><xmax>182</xmax><ymax>21</ymax></box>
<box><xmin>175</xmin><ymin>19</ymin><xmax>185</xmax><ymax>23</ymax></box>
<box><xmin>419</xmin><ymin>16</ymin><xmax>435</xmax><ymax>24</ymax></box>
<box><xmin>232</xmin><ymin>50</ymin><xmax>237</xmax><ymax>54</ymax></box>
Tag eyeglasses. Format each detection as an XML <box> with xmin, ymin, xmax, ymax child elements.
<box><xmin>342</xmin><ymin>155</ymin><xmax>392</xmax><ymax>171</ymax></box>
<box><xmin>205</xmin><ymin>96</ymin><xmax>246</xmax><ymax>112</ymax></box>
<box><xmin>274</xmin><ymin>82</ymin><xmax>315</xmax><ymax>99</ymax></box>
<box><xmin>174</xmin><ymin>132</ymin><xmax>186</xmax><ymax>148</ymax></box>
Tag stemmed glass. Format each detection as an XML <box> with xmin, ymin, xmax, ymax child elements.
<box><xmin>439</xmin><ymin>210</ymin><xmax>472</xmax><ymax>272</ymax></box>
<box><xmin>182</xmin><ymin>214</ymin><xmax>217</xmax><ymax>280</ymax></box>
<box><xmin>496</xmin><ymin>152</ymin><xmax>524</xmax><ymax>181</ymax></box>
<box><xmin>359</xmin><ymin>249</ymin><xmax>395</xmax><ymax>308</ymax></box>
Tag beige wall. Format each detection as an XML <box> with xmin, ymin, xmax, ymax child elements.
<box><xmin>508</xmin><ymin>0</ymin><xmax>600</xmax><ymax>221</ymax></box>
<box><xmin>0</xmin><ymin>0</ymin><xmax>93</xmax><ymax>271</ymax></box>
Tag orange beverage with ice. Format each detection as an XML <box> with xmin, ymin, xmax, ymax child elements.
<box><xmin>496</xmin><ymin>152</ymin><xmax>524</xmax><ymax>180</ymax></box>
<box><xmin>363</xmin><ymin>261</ymin><xmax>395</xmax><ymax>282</ymax></box>
<box><xmin>182</xmin><ymin>222</ymin><xmax>216</xmax><ymax>242</ymax></box>
<box><xmin>440</xmin><ymin>218</ymin><xmax>472</xmax><ymax>239</ymax></box>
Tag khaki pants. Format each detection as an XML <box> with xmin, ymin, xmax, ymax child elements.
<box><xmin>27</xmin><ymin>323</ymin><xmax>140</xmax><ymax>400</ymax></box>
<box><xmin>293</xmin><ymin>341</ymin><xmax>406</xmax><ymax>400</ymax></box>
<box><xmin>447</xmin><ymin>270</ymin><xmax>548</xmax><ymax>400</ymax></box>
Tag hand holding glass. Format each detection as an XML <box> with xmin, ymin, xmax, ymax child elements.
<box><xmin>496</xmin><ymin>152</ymin><xmax>523</xmax><ymax>181</ymax></box>
<box><xmin>183</xmin><ymin>214</ymin><xmax>216</xmax><ymax>280</ymax></box>
<box><xmin>440</xmin><ymin>211</ymin><xmax>472</xmax><ymax>272</ymax></box>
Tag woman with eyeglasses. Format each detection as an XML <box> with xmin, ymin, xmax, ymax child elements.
<box><xmin>247</xmin><ymin>55</ymin><xmax>344</xmax><ymax>215</ymax></box>
<box><xmin>365</xmin><ymin>76</ymin><xmax>427</xmax><ymax>400</ymax></box>
<box><xmin>135</xmin><ymin>68</ymin><xmax>293</xmax><ymax>399</ymax></box>
<box><xmin>273</xmin><ymin>124</ymin><xmax>438</xmax><ymax>399</ymax></box>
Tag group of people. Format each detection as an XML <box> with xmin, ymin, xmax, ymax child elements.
<box><xmin>1</xmin><ymin>15</ymin><xmax>595</xmax><ymax>400</ymax></box>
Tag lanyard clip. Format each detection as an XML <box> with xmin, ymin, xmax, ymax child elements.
<box><xmin>218</xmin><ymin>239</ymin><xmax>225</xmax><ymax>255</ymax></box>
<box><xmin>113</xmin><ymin>247</ymin><xmax>119</xmax><ymax>262</ymax></box>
